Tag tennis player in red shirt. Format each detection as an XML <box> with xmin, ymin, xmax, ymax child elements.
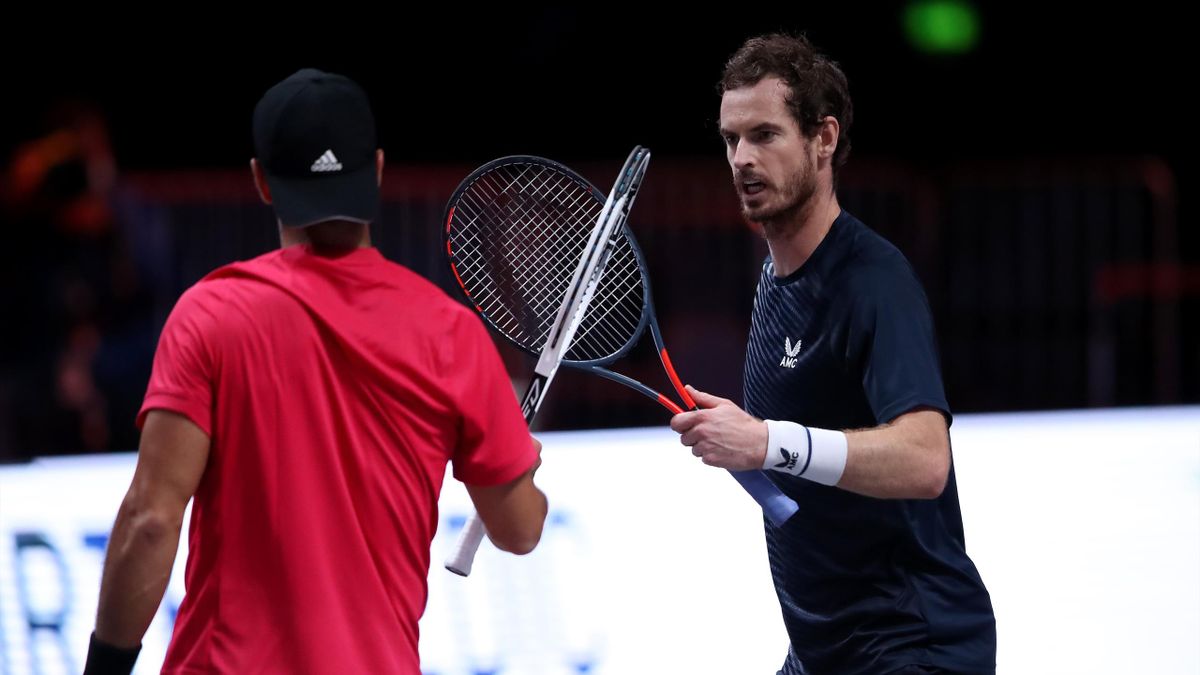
<box><xmin>84</xmin><ymin>69</ymin><xmax>547</xmax><ymax>674</ymax></box>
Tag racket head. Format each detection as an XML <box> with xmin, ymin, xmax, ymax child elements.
<box><xmin>443</xmin><ymin>155</ymin><xmax>650</xmax><ymax>367</ymax></box>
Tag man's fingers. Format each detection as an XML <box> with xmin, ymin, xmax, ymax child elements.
<box><xmin>685</xmin><ymin>385</ymin><xmax>729</xmax><ymax>409</ymax></box>
<box><xmin>680</xmin><ymin>429</ymin><xmax>703</xmax><ymax>447</ymax></box>
<box><xmin>670</xmin><ymin>410</ymin><xmax>703</xmax><ymax>433</ymax></box>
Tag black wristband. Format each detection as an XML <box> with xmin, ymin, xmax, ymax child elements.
<box><xmin>83</xmin><ymin>632</ymin><xmax>141</xmax><ymax>675</ymax></box>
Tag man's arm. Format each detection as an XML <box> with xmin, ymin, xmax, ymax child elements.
<box><xmin>670</xmin><ymin>387</ymin><xmax>949</xmax><ymax>499</ymax></box>
<box><xmin>837</xmin><ymin>407</ymin><xmax>949</xmax><ymax>499</ymax></box>
<box><xmin>93</xmin><ymin>410</ymin><xmax>210</xmax><ymax>648</ymax></box>
<box><xmin>464</xmin><ymin>437</ymin><xmax>548</xmax><ymax>554</ymax></box>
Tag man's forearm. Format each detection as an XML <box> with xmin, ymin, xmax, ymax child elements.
<box><xmin>673</xmin><ymin>391</ymin><xmax>951</xmax><ymax>500</ymax></box>
<box><xmin>95</xmin><ymin>498</ymin><xmax>183</xmax><ymax>648</ymax></box>
<box><xmin>838</xmin><ymin>410</ymin><xmax>950</xmax><ymax>499</ymax></box>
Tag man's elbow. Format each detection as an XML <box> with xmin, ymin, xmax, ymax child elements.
<box><xmin>467</xmin><ymin>474</ymin><xmax>548</xmax><ymax>555</ymax></box>
<box><xmin>917</xmin><ymin>470</ymin><xmax>948</xmax><ymax>500</ymax></box>
<box><xmin>916</xmin><ymin>440</ymin><xmax>951</xmax><ymax>499</ymax></box>
<box><xmin>489</xmin><ymin>512</ymin><xmax>546</xmax><ymax>555</ymax></box>
<box><xmin>117</xmin><ymin>496</ymin><xmax>182</xmax><ymax>547</ymax></box>
<box><xmin>489</xmin><ymin>497</ymin><xmax>548</xmax><ymax>555</ymax></box>
<box><xmin>491</xmin><ymin>525</ymin><xmax>544</xmax><ymax>556</ymax></box>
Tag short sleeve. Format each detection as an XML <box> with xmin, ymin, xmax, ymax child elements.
<box><xmin>137</xmin><ymin>287</ymin><xmax>217</xmax><ymax>435</ymax></box>
<box><xmin>444</xmin><ymin>309</ymin><xmax>537</xmax><ymax>485</ymax></box>
<box><xmin>846</xmin><ymin>261</ymin><xmax>951</xmax><ymax>427</ymax></box>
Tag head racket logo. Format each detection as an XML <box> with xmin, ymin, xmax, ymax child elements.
<box><xmin>779</xmin><ymin>337</ymin><xmax>802</xmax><ymax>368</ymax></box>
<box><xmin>520</xmin><ymin>378</ymin><xmax>543</xmax><ymax>418</ymax></box>
<box><xmin>774</xmin><ymin>447</ymin><xmax>798</xmax><ymax>471</ymax></box>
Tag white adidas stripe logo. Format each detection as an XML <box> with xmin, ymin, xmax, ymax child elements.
<box><xmin>311</xmin><ymin>150</ymin><xmax>343</xmax><ymax>173</ymax></box>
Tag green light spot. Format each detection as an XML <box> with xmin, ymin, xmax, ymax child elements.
<box><xmin>905</xmin><ymin>0</ymin><xmax>980</xmax><ymax>55</ymax></box>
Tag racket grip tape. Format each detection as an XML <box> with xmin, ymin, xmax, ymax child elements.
<box><xmin>444</xmin><ymin>513</ymin><xmax>488</xmax><ymax>576</ymax></box>
<box><xmin>728</xmin><ymin>470</ymin><xmax>800</xmax><ymax>525</ymax></box>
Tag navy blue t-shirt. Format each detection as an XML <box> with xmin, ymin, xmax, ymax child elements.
<box><xmin>744</xmin><ymin>211</ymin><xmax>996</xmax><ymax>675</ymax></box>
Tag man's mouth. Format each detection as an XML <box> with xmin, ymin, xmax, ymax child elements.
<box><xmin>741</xmin><ymin>179</ymin><xmax>766</xmax><ymax>196</ymax></box>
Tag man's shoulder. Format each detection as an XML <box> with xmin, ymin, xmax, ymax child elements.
<box><xmin>834</xmin><ymin>216</ymin><xmax>924</xmax><ymax>299</ymax></box>
<box><xmin>377</xmin><ymin>257</ymin><xmax>462</xmax><ymax>305</ymax></box>
<box><xmin>839</xmin><ymin>215</ymin><xmax>912</xmax><ymax>274</ymax></box>
<box><xmin>190</xmin><ymin>249</ymin><xmax>289</xmax><ymax>293</ymax></box>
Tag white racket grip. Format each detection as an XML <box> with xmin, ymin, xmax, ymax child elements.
<box><xmin>445</xmin><ymin>512</ymin><xmax>488</xmax><ymax>576</ymax></box>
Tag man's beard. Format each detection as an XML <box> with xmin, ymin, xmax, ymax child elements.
<box><xmin>739</xmin><ymin>159</ymin><xmax>818</xmax><ymax>239</ymax></box>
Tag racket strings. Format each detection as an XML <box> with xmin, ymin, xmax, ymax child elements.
<box><xmin>567</xmin><ymin>246</ymin><xmax>644</xmax><ymax>359</ymax></box>
<box><xmin>455</xmin><ymin>165</ymin><xmax>596</xmax><ymax>344</ymax></box>
<box><xmin>449</xmin><ymin>162</ymin><xmax>645</xmax><ymax>363</ymax></box>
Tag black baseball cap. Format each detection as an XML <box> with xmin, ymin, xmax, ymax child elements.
<box><xmin>253</xmin><ymin>69</ymin><xmax>380</xmax><ymax>228</ymax></box>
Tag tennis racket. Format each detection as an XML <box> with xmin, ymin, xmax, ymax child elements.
<box><xmin>443</xmin><ymin>147</ymin><xmax>799</xmax><ymax>575</ymax></box>
<box><xmin>442</xmin><ymin>147</ymin><xmax>648</xmax><ymax>575</ymax></box>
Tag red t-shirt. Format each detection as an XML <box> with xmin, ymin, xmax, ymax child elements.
<box><xmin>139</xmin><ymin>244</ymin><xmax>535</xmax><ymax>674</ymax></box>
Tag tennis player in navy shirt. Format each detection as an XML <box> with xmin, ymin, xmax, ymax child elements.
<box><xmin>670</xmin><ymin>34</ymin><xmax>996</xmax><ymax>674</ymax></box>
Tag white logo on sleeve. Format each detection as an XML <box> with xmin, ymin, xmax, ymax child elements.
<box><xmin>311</xmin><ymin>150</ymin><xmax>343</xmax><ymax>172</ymax></box>
<box><xmin>779</xmin><ymin>337</ymin><xmax>802</xmax><ymax>368</ymax></box>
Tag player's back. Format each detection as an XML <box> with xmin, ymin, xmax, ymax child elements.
<box><xmin>158</xmin><ymin>244</ymin><xmax>477</xmax><ymax>674</ymax></box>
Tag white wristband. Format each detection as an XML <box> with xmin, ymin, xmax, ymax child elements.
<box><xmin>762</xmin><ymin>420</ymin><xmax>848</xmax><ymax>486</ymax></box>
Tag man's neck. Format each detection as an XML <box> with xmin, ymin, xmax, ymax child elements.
<box><xmin>279</xmin><ymin>220</ymin><xmax>371</xmax><ymax>253</ymax></box>
<box><xmin>765</xmin><ymin>190</ymin><xmax>840</xmax><ymax>278</ymax></box>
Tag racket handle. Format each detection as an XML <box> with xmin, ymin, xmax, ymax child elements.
<box><xmin>728</xmin><ymin>470</ymin><xmax>799</xmax><ymax>525</ymax></box>
<box><xmin>445</xmin><ymin>512</ymin><xmax>488</xmax><ymax>576</ymax></box>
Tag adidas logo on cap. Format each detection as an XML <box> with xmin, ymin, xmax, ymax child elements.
<box><xmin>311</xmin><ymin>150</ymin><xmax>343</xmax><ymax>173</ymax></box>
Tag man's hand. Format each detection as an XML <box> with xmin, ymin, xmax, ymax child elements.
<box><xmin>465</xmin><ymin>434</ymin><xmax>548</xmax><ymax>555</ymax></box>
<box><xmin>669</xmin><ymin>385</ymin><xmax>767</xmax><ymax>471</ymax></box>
